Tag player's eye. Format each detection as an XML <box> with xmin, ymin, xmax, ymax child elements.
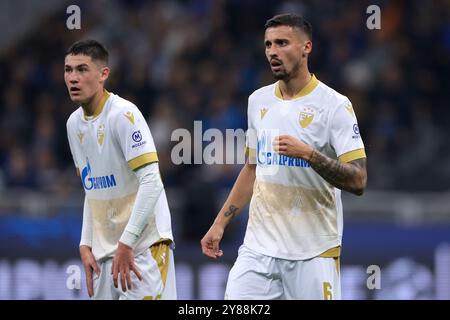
<box><xmin>265</xmin><ymin>41</ymin><xmax>271</xmax><ymax>48</ymax></box>
<box><xmin>276</xmin><ymin>40</ymin><xmax>288</xmax><ymax>46</ymax></box>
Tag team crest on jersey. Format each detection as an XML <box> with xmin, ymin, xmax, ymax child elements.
<box><xmin>260</xmin><ymin>108</ymin><xmax>268</xmax><ymax>119</ymax></box>
<box><xmin>77</xmin><ymin>132</ymin><xmax>84</xmax><ymax>144</ymax></box>
<box><xmin>345</xmin><ymin>104</ymin><xmax>355</xmax><ymax>117</ymax></box>
<box><xmin>299</xmin><ymin>107</ymin><xmax>315</xmax><ymax>128</ymax></box>
<box><xmin>97</xmin><ymin>124</ymin><xmax>105</xmax><ymax>146</ymax></box>
<box><xmin>124</xmin><ymin>111</ymin><xmax>135</xmax><ymax>124</ymax></box>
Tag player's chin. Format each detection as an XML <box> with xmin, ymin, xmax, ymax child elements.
<box><xmin>69</xmin><ymin>94</ymin><xmax>84</xmax><ymax>104</ymax></box>
<box><xmin>272</xmin><ymin>70</ymin><xmax>288</xmax><ymax>80</ymax></box>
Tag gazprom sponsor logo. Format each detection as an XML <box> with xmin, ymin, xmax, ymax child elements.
<box><xmin>257</xmin><ymin>130</ymin><xmax>310</xmax><ymax>168</ymax></box>
<box><xmin>81</xmin><ymin>158</ymin><xmax>117</xmax><ymax>190</ymax></box>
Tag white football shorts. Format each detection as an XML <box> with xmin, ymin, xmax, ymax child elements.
<box><xmin>225</xmin><ymin>244</ymin><xmax>340</xmax><ymax>300</ymax></box>
<box><xmin>92</xmin><ymin>240</ymin><xmax>176</xmax><ymax>300</ymax></box>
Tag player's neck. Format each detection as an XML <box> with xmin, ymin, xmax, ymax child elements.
<box><xmin>279</xmin><ymin>68</ymin><xmax>312</xmax><ymax>100</ymax></box>
<box><xmin>82</xmin><ymin>89</ymin><xmax>106</xmax><ymax>117</ymax></box>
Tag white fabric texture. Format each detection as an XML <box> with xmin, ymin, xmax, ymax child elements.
<box><xmin>79</xmin><ymin>196</ymin><xmax>93</xmax><ymax>247</ymax></box>
<box><xmin>92</xmin><ymin>248</ymin><xmax>176</xmax><ymax>300</ymax></box>
<box><xmin>119</xmin><ymin>163</ymin><xmax>163</xmax><ymax>248</ymax></box>
<box><xmin>225</xmin><ymin>245</ymin><xmax>341</xmax><ymax>300</ymax></box>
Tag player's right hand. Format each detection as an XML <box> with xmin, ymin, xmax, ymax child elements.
<box><xmin>200</xmin><ymin>223</ymin><xmax>224</xmax><ymax>259</ymax></box>
<box><xmin>80</xmin><ymin>245</ymin><xmax>100</xmax><ymax>298</ymax></box>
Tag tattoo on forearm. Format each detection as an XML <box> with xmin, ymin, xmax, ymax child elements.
<box><xmin>309</xmin><ymin>149</ymin><xmax>366</xmax><ymax>193</ymax></box>
<box><xmin>224</xmin><ymin>205</ymin><xmax>239</xmax><ymax>219</ymax></box>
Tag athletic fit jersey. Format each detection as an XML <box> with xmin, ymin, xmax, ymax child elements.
<box><xmin>67</xmin><ymin>90</ymin><xmax>173</xmax><ymax>261</ymax></box>
<box><xmin>244</xmin><ymin>74</ymin><xmax>366</xmax><ymax>260</ymax></box>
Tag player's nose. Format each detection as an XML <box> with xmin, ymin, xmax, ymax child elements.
<box><xmin>69</xmin><ymin>77</ymin><xmax>79</xmax><ymax>84</ymax></box>
<box><xmin>66</xmin><ymin>72</ymin><xmax>79</xmax><ymax>83</ymax></box>
<box><xmin>267</xmin><ymin>49</ymin><xmax>279</xmax><ymax>60</ymax></box>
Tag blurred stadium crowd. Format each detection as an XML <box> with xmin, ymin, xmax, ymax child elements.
<box><xmin>0</xmin><ymin>0</ymin><xmax>449</xmax><ymax>241</ymax></box>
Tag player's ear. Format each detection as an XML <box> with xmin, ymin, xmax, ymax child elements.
<box><xmin>302</xmin><ymin>40</ymin><xmax>312</xmax><ymax>57</ymax></box>
<box><xmin>303</xmin><ymin>40</ymin><xmax>312</xmax><ymax>54</ymax></box>
<box><xmin>100</xmin><ymin>67</ymin><xmax>110</xmax><ymax>82</ymax></box>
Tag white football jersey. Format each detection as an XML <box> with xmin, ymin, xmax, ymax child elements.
<box><xmin>244</xmin><ymin>75</ymin><xmax>366</xmax><ymax>260</ymax></box>
<box><xmin>67</xmin><ymin>90</ymin><xmax>173</xmax><ymax>261</ymax></box>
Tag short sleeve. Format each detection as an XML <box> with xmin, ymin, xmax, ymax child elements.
<box><xmin>330</xmin><ymin>100</ymin><xmax>366</xmax><ymax>163</ymax></box>
<box><xmin>114</xmin><ymin>107</ymin><xmax>158</xmax><ymax>171</ymax></box>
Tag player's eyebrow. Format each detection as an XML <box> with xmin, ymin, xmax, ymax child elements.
<box><xmin>274</xmin><ymin>38</ymin><xmax>289</xmax><ymax>44</ymax></box>
<box><xmin>65</xmin><ymin>63</ymin><xmax>89</xmax><ymax>69</ymax></box>
<box><xmin>265</xmin><ymin>38</ymin><xmax>289</xmax><ymax>45</ymax></box>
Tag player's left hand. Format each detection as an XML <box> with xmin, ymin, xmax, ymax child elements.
<box><xmin>273</xmin><ymin>135</ymin><xmax>313</xmax><ymax>160</ymax></box>
<box><xmin>112</xmin><ymin>242</ymin><xmax>143</xmax><ymax>292</ymax></box>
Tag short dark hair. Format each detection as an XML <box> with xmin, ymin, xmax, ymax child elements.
<box><xmin>66</xmin><ymin>39</ymin><xmax>109</xmax><ymax>65</ymax></box>
<box><xmin>265</xmin><ymin>13</ymin><xmax>312</xmax><ymax>40</ymax></box>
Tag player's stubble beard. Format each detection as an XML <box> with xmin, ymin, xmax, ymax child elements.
<box><xmin>272</xmin><ymin>60</ymin><xmax>301</xmax><ymax>81</ymax></box>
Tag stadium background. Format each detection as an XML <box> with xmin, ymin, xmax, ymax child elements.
<box><xmin>0</xmin><ymin>0</ymin><xmax>449</xmax><ymax>299</ymax></box>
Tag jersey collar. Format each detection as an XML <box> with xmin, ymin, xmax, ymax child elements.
<box><xmin>83</xmin><ymin>89</ymin><xmax>111</xmax><ymax>121</ymax></box>
<box><xmin>275</xmin><ymin>74</ymin><xmax>319</xmax><ymax>100</ymax></box>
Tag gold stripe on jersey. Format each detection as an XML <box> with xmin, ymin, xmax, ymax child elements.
<box><xmin>334</xmin><ymin>257</ymin><xmax>340</xmax><ymax>275</ymax></box>
<box><xmin>150</xmin><ymin>238</ymin><xmax>172</xmax><ymax>285</ymax></box>
<box><xmin>338</xmin><ymin>148</ymin><xmax>366</xmax><ymax>163</ymax></box>
<box><xmin>76</xmin><ymin>167</ymin><xmax>80</xmax><ymax>177</ymax></box>
<box><xmin>128</xmin><ymin>152</ymin><xmax>158</xmax><ymax>170</ymax></box>
<box><xmin>275</xmin><ymin>74</ymin><xmax>319</xmax><ymax>100</ymax></box>
<box><xmin>319</xmin><ymin>246</ymin><xmax>341</xmax><ymax>258</ymax></box>
<box><xmin>83</xmin><ymin>90</ymin><xmax>111</xmax><ymax>121</ymax></box>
